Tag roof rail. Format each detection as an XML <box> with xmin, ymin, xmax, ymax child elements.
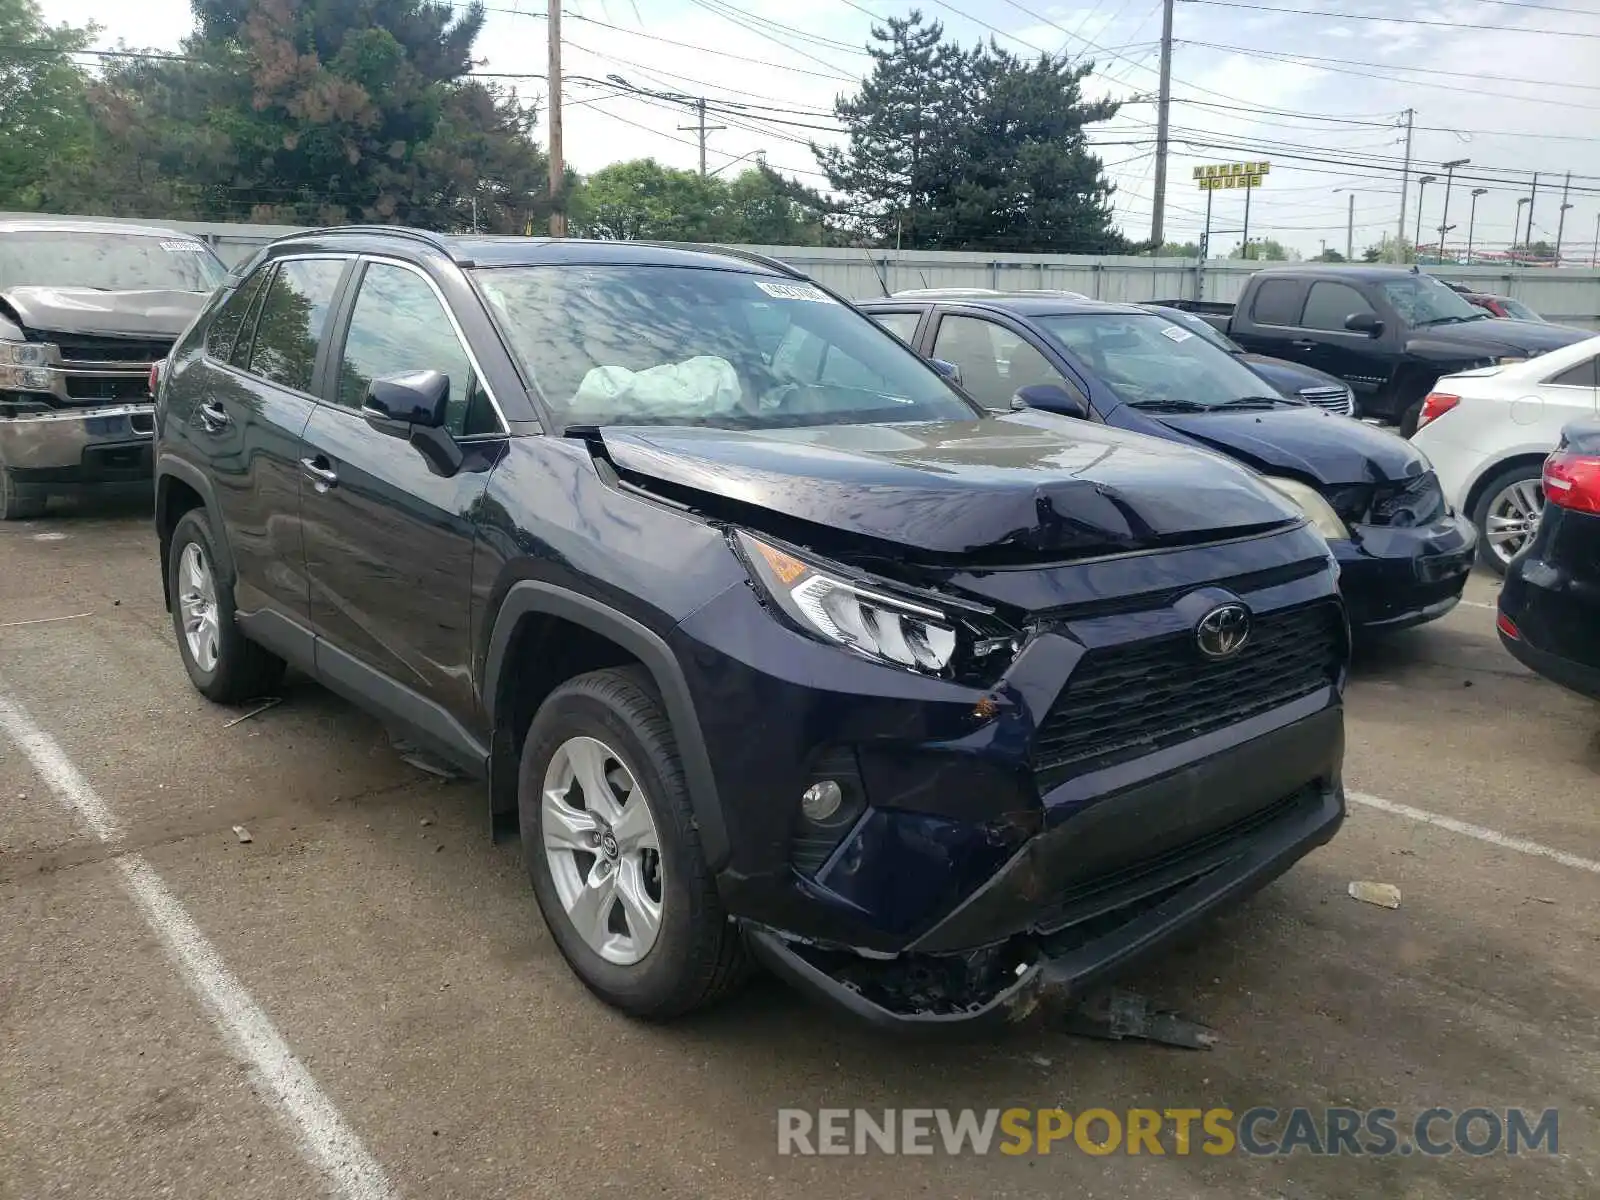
<box><xmin>286</xmin><ymin>225</ymin><xmax>455</xmax><ymax>253</ymax></box>
<box><xmin>645</xmin><ymin>241</ymin><xmax>806</xmax><ymax>279</ymax></box>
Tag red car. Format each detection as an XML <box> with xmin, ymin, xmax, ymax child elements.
<box><xmin>1462</xmin><ymin>292</ymin><xmax>1546</xmax><ymax>322</ymax></box>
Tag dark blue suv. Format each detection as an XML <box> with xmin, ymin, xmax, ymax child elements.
<box><xmin>862</xmin><ymin>294</ymin><xmax>1478</xmax><ymax>633</ymax></box>
<box><xmin>154</xmin><ymin>231</ymin><xmax>1348</xmax><ymax>1030</ymax></box>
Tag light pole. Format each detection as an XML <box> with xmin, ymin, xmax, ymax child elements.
<box><xmin>1414</xmin><ymin>174</ymin><xmax>1436</xmax><ymax>260</ymax></box>
<box><xmin>1515</xmin><ymin>196</ymin><xmax>1532</xmax><ymax>261</ymax></box>
<box><xmin>1465</xmin><ymin>188</ymin><xmax>1487</xmax><ymax>265</ymax></box>
<box><xmin>1333</xmin><ymin>187</ymin><xmax>1355</xmax><ymax>260</ymax></box>
<box><xmin>1438</xmin><ymin>158</ymin><xmax>1469</xmax><ymax>264</ymax></box>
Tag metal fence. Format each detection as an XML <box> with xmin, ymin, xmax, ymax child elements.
<box><xmin>13</xmin><ymin>211</ymin><xmax>1600</xmax><ymax>330</ymax></box>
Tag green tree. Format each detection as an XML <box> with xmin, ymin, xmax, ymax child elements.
<box><xmin>1230</xmin><ymin>238</ymin><xmax>1295</xmax><ymax>261</ymax></box>
<box><xmin>1312</xmin><ymin>247</ymin><xmax>1346</xmax><ymax>262</ymax></box>
<box><xmin>722</xmin><ymin>165</ymin><xmax>828</xmax><ymax>245</ymax></box>
<box><xmin>817</xmin><ymin>11</ymin><xmax>1125</xmax><ymax>253</ymax></box>
<box><xmin>1157</xmin><ymin>241</ymin><xmax>1202</xmax><ymax>258</ymax></box>
<box><xmin>569</xmin><ymin>159</ymin><xmax>726</xmax><ymax>241</ymax></box>
<box><xmin>54</xmin><ymin>0</ymin><xmax>550</xmax><ymax>229</ymax></box>
<box><xmin>0</xmin><ymin>0</ymin><xmax>95</xmax><ymax>209</ymax></box>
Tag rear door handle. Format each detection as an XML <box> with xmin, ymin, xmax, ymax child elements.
<box><xmin>1290</xmin><ymin>339</ymin><xmax>1318</xmax><ymax>351</ymax></box>
<box><xmin>300</xmin><ymin>456</ymin><xmax>339</xmax><ymax>490</ymax></box>
<box><xmin>197</xmin><ymin>400</ymin><xmax>230</xmax><ymax>431</ymax></box>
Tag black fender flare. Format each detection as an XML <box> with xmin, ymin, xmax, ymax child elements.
<box><xmin>155</xmin><ymin>454</ymin><xmax>236</xmax><ymax>604</ymax></box>
<box><xmin>483</xmin><ymin>581</ymin><xmax>730</xmax><ymax>871</ymax></box>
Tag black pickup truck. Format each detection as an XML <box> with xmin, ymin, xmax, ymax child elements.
<box><xmin>1163</xmin><ymin>266</ymin><xmax>1587</xmax><ymax>434</ymax></box>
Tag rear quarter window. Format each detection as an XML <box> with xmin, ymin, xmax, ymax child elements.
<box><xmin>1249</xmin><ymin>279</ymin><xmax>1303</xmax><ymax>327</ymax></box>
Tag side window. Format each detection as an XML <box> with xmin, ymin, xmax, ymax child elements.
<box><xmin>337</xmin><ymin>262</ymin><xmax>493</xmax><ymax>436</ymax></box>
<box><xmin>229</xmin><ymin>265</ymin><xmax>274</xmax><ymax>368</ymax></box>
<box><xmin>248</xmin><ymin>259</ymin><xmax>346</xmax><ymax>394</ymax></box>
<box><xmin>1549</xmin><ymin>357</ymin><xmax>1599</xmax><ymax>388</ymax></box>
<box><xmin>869</xmin><ymin>311</ymin><xmax>921</xmax><ymax>344</ymax></box>
<box><xmin>205</xmin><ymin>267</ymin><xmax>269</xmax><ymax>362</ymax></box>
<box><xmin>1250</xmin><ymin>279</ymin><xmax>1303</xmax><ymax>327</ymax></box>
<box><xmin>933</xmin><ymin>314</ymin><xmax>1078</xmax><ymax>410</ymax></box>
<box><xmin>1301</xmin><ymin>281</ymin><xmax>1376</xmax><ymax>332</ymax></box>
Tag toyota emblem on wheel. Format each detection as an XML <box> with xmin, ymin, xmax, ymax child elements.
<box><xmin>1196</xmin><ymin>603</ymin><xmax>1251</xmax><ymax>659</ymax></box>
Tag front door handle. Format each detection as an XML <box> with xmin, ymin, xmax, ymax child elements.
<box><xmin>300</xmin><ymin>456</ymin><xmax>339</xmax><ymax>490</ymax></box>
<box><xmin>1290</xmin><ymin>339</ymin><xmax>1317</xmax><ymax>351</ymax></box>
<box><xmin>197</xmin><ymin>400</ymin><xmax>230</xmax><ymax>431</ymax></box>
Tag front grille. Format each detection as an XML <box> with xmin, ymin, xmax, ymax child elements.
<box><xmin>1033</xmin><ymin>602</ymin><xmax>1344</xmax><ymax>789</ymax></box>
<box><xmin>63</xmin><ymin>374</ymin><xmax>152</xmax><ymax>403</ymax></box>
<box><xmin>39</xmin><ymin>332</ymin><xmax>174</xmax><ymax>365</ymax></box>
<box><xmin>1299</xmin><ymin>384</ymin><xmax>1354</xmax><ymax>416</ymax></box>
<box><xmin>1368</xmin><ymin>471</ymin><xmax>1446</xmax><ymax>528</ymax></box>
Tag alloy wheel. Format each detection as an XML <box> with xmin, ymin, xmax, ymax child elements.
<box><xmin>541</xmin><ymin>735</ymin><xmax>664</xmax><ymax>965</ymax></box>
<box><xmin>177</xmin><ymin>542</ymin><xmax>221</xmax><ymax>673</ymax></box>
<box><xmin>1483</xmin><ymin>477</ymin><xmax>1544</xmax><ymax>568</ymax></box>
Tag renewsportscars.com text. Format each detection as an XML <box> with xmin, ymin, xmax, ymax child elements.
<box><xmin>777</xmin><ymin>1107</ymin><xmax>1559</xmax><ymax>1158</ymax></box>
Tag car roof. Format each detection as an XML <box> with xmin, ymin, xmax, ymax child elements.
<box><xmin>266</xmin><ymin>226</ymin><xmax>804</xmax><ymax>278</ymax></box>
<box><xmin>1251</xmin><ymin>264</ymin><xmax>1446</xmax><ymax>283</ymax></box>
<box><xmin>0</xmin><ymin>216</ymin><xmax>200</xmax><ymax>240</ymax></box>
<box><xmin>860</xmin><ymin>292</ymin><xmax>1145</xmax><ymax>317</ymax></box>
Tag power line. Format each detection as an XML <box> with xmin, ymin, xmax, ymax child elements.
<box><xmin>1179</xmin><ymin>39</ymin><xmax>1600</xmax><ymax>97</ymax></box>
<box><xmin>1176</xmin><ymin>0</ymin><xmax>1600</xmax><ymax>39</ymax></box>
<box><xmin>684</xmin><ymin>0</ymin><xmax>864</xmax><ymax>78</ymax></box>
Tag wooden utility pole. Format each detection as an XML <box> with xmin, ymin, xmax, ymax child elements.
<box><xmin>1554</xmin><ymin>171</ymin><xmax>1572</xmax><ymax>265</ymax></box>
<box><xmin>1149</xmin><ymin>0</ymin><xmax>1174</xmax><ymax>247</ymax></box>
<box><xmin>548</xmin><ymin>0</ymin><xmax>566</xmax><ymax>236</ymax></box>
<box><xmin>677</xmin><ymin>98</ymin><xmax>727</xmax><ymax>177</ymax></box>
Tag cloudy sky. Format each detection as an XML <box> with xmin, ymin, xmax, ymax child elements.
<box><xmin>40</xmin><ymin>0</ymin><xmax>1600</xmax><ymax>260</ymax></box>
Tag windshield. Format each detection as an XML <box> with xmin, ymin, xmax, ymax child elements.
<box><xmin>0</xmin><ymin>231</ymin><xmax>227</xmax><ymax>292</ymax></box>
<box><xmin>1380</xmin><ymin>275</ymin><xmax>1485</xmax><ymax>326</ymax></box>
<box><xmin>1146</xmin><ymin>306</ymin><xmax>1244</xmax><ymax>354</ymax></box>
<box><xmin>472</xmin><ymin>264</ymin><xmax>978</xmax><ymax>430</ymax></box>
<box><xmin>1500</xmin><ymin>298</ymin><xmax>1542</xmax><ymax>322</ymax></box>
<box><xmin>1036</xmin><ymin>312</ymin><xmax>1289</xmax><ymax>409</ymax></box>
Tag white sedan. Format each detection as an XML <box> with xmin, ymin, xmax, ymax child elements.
<box><xmin>1410</xmin><ymin>333</ymin><xmax>1600</xmax><ymax>573</ymax></box>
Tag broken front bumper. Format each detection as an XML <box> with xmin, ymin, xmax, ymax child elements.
<box><xmin>0</xmin><ymin>404</ymin><xmax>156</xmax><ymax>482</ymax></box>
<box><xmin>745</xmin><ymin>710</ymin><xmax>1346</xmax><ymax>1033</ymax></box>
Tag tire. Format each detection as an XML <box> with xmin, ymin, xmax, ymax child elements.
<box><xmin>1471</xmin><ymin>461</ymin><xmax>1545</xmax><ymax>576</ymax></box>
<box><xmin>519</xmin><ymin>666</ymin><xmax>747</xmax><ymax>1019</ymax></box>
<box><xmin>0</xmin><ymin>467</ymin><xmax>47</xmax><ymax>521</ymax></box>
<box><xmin>167</xmin><ymin>508</ymin><xmax>286</xmax><ymax>702</ymax></box>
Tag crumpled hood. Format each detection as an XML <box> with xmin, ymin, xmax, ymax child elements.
<box><xmin>599</xmin><ymin>413</ymin><xmax>1301</xmax><ymax>560</ymax></box>
<box><xmin>1154</xmin><ymin>405</ymin><xmax>1426</xmax><ymax>486</ymax></box>
<box><xmin>1238</xmin><ymin>353</ymin><xmax>1347</xmax><ymax>394</ymax></box>
<box><xmin>1407</xmin><ymin>317</ymin><xmax>1587</xmax><ymax>359</ymax></box>
<box><xmin>0</xmin><ymin>286</ymin><xmax>207</xmax><ymax>338</ymax></box>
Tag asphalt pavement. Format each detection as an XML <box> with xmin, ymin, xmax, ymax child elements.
<box><xmin>1</xmin><ymin>506</ymin><xmax>1596</xmax><ymax>1200</ymax></box>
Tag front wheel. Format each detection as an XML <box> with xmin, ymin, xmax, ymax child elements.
<box><xmin>519</xmin><ymin>667</ymin><xmax>747</xmax><ymax>1018</ymax></box>
<box><xmin>1472</xmin><ymin>463</ymin><xmax>1545</xmax><ymax>575</ymax></box>
<box><xmin>0</xmin><ymin>467</ymin><xmax>47</xmax><ymax>521</ymax></box>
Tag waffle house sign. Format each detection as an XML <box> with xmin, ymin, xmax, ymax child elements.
<box><xmin>1195</xmin><ymin>162</ymin><xmax>1270</xmax><ymax>191</ymax></box>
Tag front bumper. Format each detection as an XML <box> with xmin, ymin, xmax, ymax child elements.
<box><xmin>748</xmin><ymin>711</ymin><xmax>1345</xmax><ymax>1032</ymax></box>
<box><xmin>1335</xmin><ymin>514</ymin><xmax>1477</xmax><ymax>630</ymax></box>
<box><xmin>0</xmin><ymin>404</ymin><xmax>156</xmax><ymax>483</ymax></box>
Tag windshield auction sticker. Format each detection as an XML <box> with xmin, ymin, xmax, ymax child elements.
<box><xmin>755</xmin><ymin>281</ymin><xmax>834</xmax><ymax>303</ymax></box>
<box><xmin>159</xmin><ymin>240</ymin><xmax>209</xmax><ymax>252</ymax></box>
<box><xmin>1160</xmin><ymin>325</ymin><xmax>1194</xmax><ymax>342</ymax></box>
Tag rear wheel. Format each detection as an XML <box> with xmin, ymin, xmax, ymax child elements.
<box><xmin>1472</xmin><ymin>463</ymin><xmax>1545</xmax><ymax>575</ymax></box>
<box><xmin>167</xmin><ymin>508</ymin><xmax>286</xmax><ymax>701</ymax></box>
<box><xmin>0</xmin><ymin>467</ymin><xmax>47</xmax><ymax>521</ymax></box>
<box><xmin>519</xmin><ymin>667</ymin><xmax>747</xmax><ymax>1018</ymax></box>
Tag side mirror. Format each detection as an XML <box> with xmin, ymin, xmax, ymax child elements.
<box><xmin>931</xmin><ymin>358</ymin><xmax>962</xmax><ymax>385</ymax></box>
<box><xmin>361</xmin><ymin>370</ymin><xmax>462</xmax><ymax>476</ymax></box>
<box><xmin>1343</xmin><ymin>311</ymin><xmax>1384</xmax><ymax>337</ymax></box>
<box><xmin>363</xmin><ymin>370</ymin><xmax>450</xmax><ymax>428</ymax></box>
<box><xmin>1013</xmin><ymin>383</ymin><xmax>1089</xmax><ymax>420</ymax></box>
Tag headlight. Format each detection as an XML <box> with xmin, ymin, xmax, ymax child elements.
<box><xmin>1260</xmin><ymin>476</ymin><xmax>1349</xmax><ymax>541</ymax></box>
<box><xmin>736</xmin><ymin>530</ymin><xmax>959</xmax><ymax>673</ymax></box>
<box><xmin>0</xmin><ymin>339</ymin><xmax>53</xmax><ymax>367</ymax></box>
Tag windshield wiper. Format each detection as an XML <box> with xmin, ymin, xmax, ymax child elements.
<box><xmin>1217</xmin><ymin>395</ymin><xmax>1303</xmax><ymax>409</ymax></box>
<box><xmin>1124</xmin><ymin>398</ymin><xmax>1211</xmax><ymax>413</ymax></box>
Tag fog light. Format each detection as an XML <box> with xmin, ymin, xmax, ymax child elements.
<box><xmin>800</xmin><ymin>780</ymin><xmax>843</xmax><ymax>822</ymax></box>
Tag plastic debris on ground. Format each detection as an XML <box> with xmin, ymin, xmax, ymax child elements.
<box><xmin>1347</xmin><ymin>880</ymin><xmax>1402</xmax><ymax>909</ymax></box>
<box><xmin>1061</xmin><ymin>988</ymin><xmax>1218</xmax><ymax>1050</ymax></box>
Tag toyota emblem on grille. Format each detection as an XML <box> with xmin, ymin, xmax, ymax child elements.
<box><xmin>1196</xmin><ymin>603</ymin><xmax>1251</xmax><ymax>659</ymax></box>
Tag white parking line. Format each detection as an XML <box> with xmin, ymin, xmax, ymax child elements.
<box><xmin>0</xmin><ymin>689</ymin><xmax>397</xmax><ymax>1200</ymax></box>
<box><xmin>1349</xmin><ymin>790</ymin><xmax>1600</xmax><ymax>875</ymax></box>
